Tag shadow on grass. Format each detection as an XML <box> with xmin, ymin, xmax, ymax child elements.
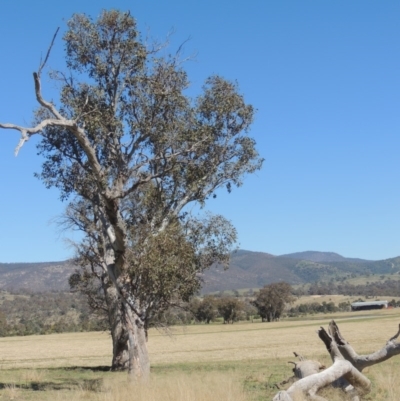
<box><xmin>61</xmin><ymin>365</ymin><xmax>112</xmax><ymax>372</ymax></box>
<box><xmin>9</xmin><ymin>366</ymin><xmax>113</xmax><ymax>392</ymax></box>
<box><xmin>0</xmin><ymin>378</ymin><xmax>103</xmax><ymax>391</ymax></box>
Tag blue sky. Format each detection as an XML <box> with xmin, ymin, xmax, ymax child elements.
<box><xmin>1</xmin><ymin>0</ymin><xmax>400</xmax><ymax>262</ymax></box>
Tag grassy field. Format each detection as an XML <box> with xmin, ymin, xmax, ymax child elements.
<box><xmin>292</xmin><ymin>294</ymin><xmax>400</xmax><ymax>306</ymax></box>
<box><xmin>0</xmin><ymin>308</ymin><xmax>400</xmax><ymax>400</ymax></box>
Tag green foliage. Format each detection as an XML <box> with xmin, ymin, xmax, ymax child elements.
<box><xmin>190</xmin><ymin>296</ymin><xmax>218</xmax><ymax>323</ymax></box>
<box><xmin>252</xmin><ymin>282</ymin><xmax>294</xmax><ymax>322</ymax></box>
<box><xmin>216</xmin><ymin>296</ymin><xmax>245</xmax><ymax>324</ymax></box>
<box><xmin>126</xmin><ymin>222</ymin><xmax>203</xmax><ymax>317</ymax></box>
<box><xmin>189</xmin><ymin>295</ymin><xmax>256</xmax><ymax>324</ymax></box>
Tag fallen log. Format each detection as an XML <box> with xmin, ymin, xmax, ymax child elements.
<box><xmin>273</xmin><ymin>359</ymin><xmax>369</xmax><ymax>401</ymax></box>
<box><xmin>272</xmin><ymin>322</ymin><xmax>372</xmax><ymax>401</ymax></box>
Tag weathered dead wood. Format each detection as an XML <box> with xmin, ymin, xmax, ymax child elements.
<box><xmin>295</xmin><ymin>360</ymin><xmax>324</xmax><ymax>378</ymax></box>
<box><xmin>273</xmin><ymin>359</ymin><xmax>370</xmax><ymax>401</ymax></box>
<box><xmin>277</xmin><ymin>353</ymin><xmax>324</xmax><ymax>389</ymax></box>
<box><xmin>328</xmin><ymin>320</ymin><xmax>400</xmax><ymax>372</ymax></box>
<box><xmin>272</xmin><ymin>326</ymin><xmax>371</xmax><ymax>401</ymax></box>
<box><xmin>274</xmin><ymin>318</ymin><xmax>400</xmax><ymax>401</ymax></box>
<box><xmin>288</xmin><ymin>352</ymin><xmax>325</xmax><ymax>379</ymax></box>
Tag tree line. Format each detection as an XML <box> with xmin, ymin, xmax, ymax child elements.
<box><xmin>296</xmin><ymin>278</ymin><xmax>400</xmax><ymax>297</ymax></box>
<box><xmin>287</xmin><ymin>301</ymin><xmax>351</xmax><ymax>316</ymax></box>
<box><xmin>0</xmin><ymin>291</ymin><xmax>106</xmax><ymax>337</ymax></box>
<box><xmin>4</xmin><ymin>280</ymin><xmax>399</xmax><ymax>338</ymax></box>
<box><xmin>0</xmin><ymin>282</ymin><xmax>294</xmax><ymax>336</ymax></box>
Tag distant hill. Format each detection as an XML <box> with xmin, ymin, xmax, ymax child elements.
<box><xmin>0</xmin><ymin>261</ymin><xmax>73</xmax><ymax>292</ymax></box>
<box><xmin>201</xmin><ymin>251</ymin><xmax>400</xmax><ymax>293</ymax></box>
<box><xmin>278</xmin><ymin>251</ymin><xmax>370</xmax><ymax>264</ymax></box>
<box><xmin>1</xmin><ymin>250</ymin><xmax>400</xmax><ymax>294</ymax></box>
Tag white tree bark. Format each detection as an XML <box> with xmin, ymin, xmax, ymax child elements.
<box><xmin>273</xmin><ymin>359</ymin><xmax>370</xmax><ymax>401</ymax></box>
<box><xmin>288</xmin><ymin>353</ymin><xmax>325</xmax><ymax>378</ymax></box>
<box><xmin>328</xmin><ymin>320</ymin><xmax>400</xmax><ymax>372</ymax></box>
<box><xmin>273</xmin><ymin>321</ymin><xmax>400</xmax><ymax>400</ymax></box>
<box><xmin>272</xmin><ymin>323</ymin><xmax>373</xmax><ymax>401</ymax></box>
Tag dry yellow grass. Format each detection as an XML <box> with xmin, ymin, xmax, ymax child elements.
<box><xmin>0</xmin><ymin>309</ymin><xmax>399</xmax><ymax>400</ymax></box>
<box><xmin>0</xmin><ymin>308</ymin><xmax>399</xmax><ymax>369</ymax></box>
<box><xmin>100</xmin><ymin>373</ymin><xmax>249</xmax><ymax>401</ymax></box>
<box><xmin>0</xmin><ymin>331</ymin><xmax>112</xmax><ymax>369</ymax></box>
<box><xmin>46</xmin><ymin>372</ymin><xmax>249</xmax><ymax>401</ymax></box>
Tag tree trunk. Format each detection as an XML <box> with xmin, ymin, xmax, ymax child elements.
<box><xmin>112</xmin><ymin>329</ymin><xmax>129</xmax><ymax>371</ymax></box>
<box><xmin>104</xmin><ymin>285</ymin><xmax>129</xmax><ymax>370</ymax></box>
<box><xmin>104</xmin><ymin>284</ymin><xmax>150</xmax><ymax>376</ymax></box>
<box><xmin>126</xmin><ymin>307</ymin><xmax>150</xmax><ymax>379</ymax></box>
<box><xmin>102</xmin><ymin>248</ymin><xmax>151</xmax><ymax>378</ymax></box>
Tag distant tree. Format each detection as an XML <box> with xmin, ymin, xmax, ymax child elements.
<box><xmin>191</xmin><ymin>296</ymin><xmax>218</xmax><ymax>323</ymax></box>
<box><xmin>217</xmin><ymin>296</ymin><xmax>244</xmax><ymax>324</ymax></box>
<box><xmin>338</xmin><ymin>301</ymin><xmax>350</xmax><ymax>312</ymax></box>
<box><xmin>242</xmin><ymin>299</ymin><xmax>258</xmax><ymax>321</ymax></box>
<box><xmin>189</xmin><ymin>297</ymin><xmax>202</xmax><ymax>319</ymax></box>
<box><xmin>252</xmin><ymin>282</ymin><xmax>294</xmax><ymax>322</ymax></box>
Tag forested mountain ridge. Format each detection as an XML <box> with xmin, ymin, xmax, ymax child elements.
<box><xmin>1</xmin><ymin>250</ymin><xmax>400</xmax><ymax>293</ymax></box>
<box><xmin>0</xmin><ymin>261</ymin><xmax>73</xmax><ymax>292</ymax></box>
<box><xmin>278</xmin><ymin>251</ymin><xmax>369</xmax><ymax>263</ymax></box>
<box><xmin>201</xmin><ymin>250</ymin><xmax>400</xmax><ymax>292</ymax></box>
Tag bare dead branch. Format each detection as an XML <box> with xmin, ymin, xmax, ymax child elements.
<box><xmin>33</xmin><ymin>72</ymin><xmax>64</xmax><ymax>120</ymax></box>
<box><xmin>38</xmin><ymin>27</ymin><xmax>60</xmax><ymax>76</ymax></box>
<box><xmin>329</xmin><ymin>319</ymin><xmax>400</xmax><ymax>371</ymax></box>
<box><xmin>0</xmin><ymin>119</ymin><xmax>66</xmax><ymax>155</ymax></box>
<box><xmin>388</xmin><ymin>323</ymin><xmax>400</xmax><ymax>342</ymax></box>
<box><xmin>293</xmin><ymin>351</ymin><xmax>305</xmax><ymax>361</ymax></box>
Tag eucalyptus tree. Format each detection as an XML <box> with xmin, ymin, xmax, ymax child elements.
<box><xmin>0</xmin><ymin>10</ymin><xmax>263</xmax><ymax>377</ymax></box>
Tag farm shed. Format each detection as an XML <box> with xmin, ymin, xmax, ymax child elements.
<box><xmin>351</xmin><ymin>300</ymin><xmax>388</xmax><ymax>311</ymax></box>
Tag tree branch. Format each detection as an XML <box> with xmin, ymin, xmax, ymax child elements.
<box><xmin>328</xmin><ymin>320</ymin><xmax>400</xmax><ymax>371</ymax></box>
<box><xmin>0</xmin><ymin>119</ymin><xmax>68</xmax><ymax>155</ymax></box>
<box><xmin>38</xmin><ymin>27</ymin><xmax>60</xmax><ymax>77</ymax></box>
